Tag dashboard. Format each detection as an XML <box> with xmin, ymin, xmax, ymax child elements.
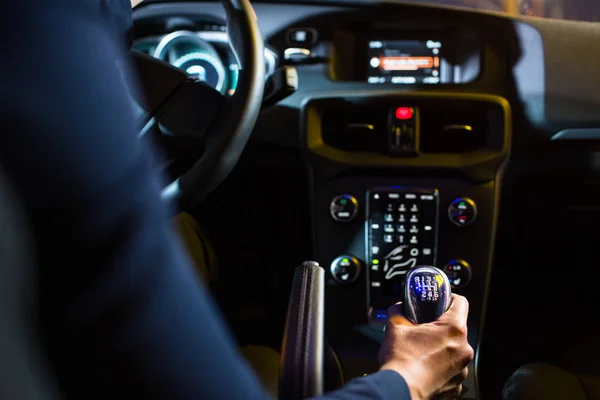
<box><xmin>132</xmin><ymin>1</ymin><xmax>600</xmax><ymax>399</ymax></box>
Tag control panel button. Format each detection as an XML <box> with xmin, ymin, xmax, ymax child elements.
<box><xmin>395</xmin><ymin>107</ymin><xmax>414</xmax><ymax>120</ymax></box>
<box><xmin>330</xmin><ymin>194</ymin><xmax>359</xmax><ymax>222</ymax></box>
<box><xmin>389</xmin><ymin>106</ymin><xmax>418</xmax><ymax>156</ymax></box>
<box><xmin>330</xmin><ymin>255</ymin><xmax>361</xmax><ymax>284</ymax></box>
<box><xmin>443</xmin><ymin>260</ymin><xmax>473</xmax><ymax>289</ymax></box>
<box><xmin>286</xmin><ymin>28</ymin><xmax>318</xmax><ymax>46</ymax></box>
<box><xmin>448</xmin><ymin>197</ymin><xmax>477</xmax><ymax>227</ymax></box>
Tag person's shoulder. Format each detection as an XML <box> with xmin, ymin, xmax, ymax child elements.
<box><xmin>1</xmin><ymin>1</ymin><xmax>112</xmax><ymax>52</ymax></box>
<box><xmin>4</xmin><ymin>0</ymin><xmax>99</xmax><ymax>22</ymax></box>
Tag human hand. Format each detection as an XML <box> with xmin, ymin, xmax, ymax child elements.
<box><xmin>378</xmin><ymin>294</ymin><xmax>474</xmax><ymax>400</ymax></box>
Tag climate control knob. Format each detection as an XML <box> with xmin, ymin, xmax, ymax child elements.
<box><xmin>443</xmin><ymin>259</ymin><xmax>472</xmax><ymax>290</ymax></box>
<box><xmin>448</xmin><ymin>197</ymin><xmax>477</xmax><ymax>227</ymax></box>
<box><xmin>330</xmin><ymin>255</ymin><xmax>361</xmax><ymax>284</ymax></box>
<box><xmin>330</xmin><ymin>195</ymin><xmax>359</xmax><ymax>222</ymax></box>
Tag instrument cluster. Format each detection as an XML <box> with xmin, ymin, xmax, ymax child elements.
<box><xmin>133</xmin><ymin>26</ymin><xmax>278</xmax><ymax>95</ymax></box>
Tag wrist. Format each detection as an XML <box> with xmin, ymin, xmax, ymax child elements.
<box><xmin>380</xmin><ymin>362</ymin><xmax>426</xmax><ymax>400</ymax></box>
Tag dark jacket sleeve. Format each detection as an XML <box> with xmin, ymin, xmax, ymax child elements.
<box><xmin>0</xmin><ymin>2</ymin><xmax>411</xmax><ymax>400</ymax></box>
<box><xmin>316</xmin><ymin>371</ymin><xmax>411</xmax><ymax>399</ymax></box>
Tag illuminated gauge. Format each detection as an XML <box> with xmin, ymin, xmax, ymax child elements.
<box><xmin>173</xmin><ymin>52</ymin><xmax>227</xmax><ymax>92</ymax></box>
<box><xmin>153</xmin><ymin>31</ymin><xmax>228</xmax><ymax>94</ymax></box>
<box><xmin>194</xmin><ymin>30</ymin><xmax>279</xmax><ymax>76</ymax></box>
<box><xmin>193</xmin><ymin>30</ymin><xmax>279</xmax><ymax>96</ymax></box>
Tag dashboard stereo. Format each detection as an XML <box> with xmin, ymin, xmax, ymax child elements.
<box><xmin>366</xmin><ymin>187</ymin><xmax>439</xmax><ymax>309</ymax></box>
<box><xmin>367</xmin><ymin>39</ymin><xmax>444</xmax><ymax>85</ymax></box>
<box><xmin>331</xmin><ymin>27</ymin><xmax>481</xmax><ymax>84</ymax></box>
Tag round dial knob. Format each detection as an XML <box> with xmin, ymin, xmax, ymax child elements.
<box><xmin>330</xmin><ymin>255</ymin><xmax>361</xmax><ymax>284</ymax></box>
<box><xmin>448</xmin><ymin>197</ymin><xmax>477</xmax><ymax>227</ymax></box>
<box><xmin>443</xmin><ymin>260</ymin><xmax>472</xmax><ymax>290</ymax></box>
<box><xmin>330</xmin><ymin>195</ymin><xmax>359</xmax><ymax>223</ymax></box>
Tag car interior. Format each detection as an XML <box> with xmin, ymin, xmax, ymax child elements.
<box><xmin>128</xmin><ymin>0</ymin><xmax>600</xmax><ymax>398</ymax></box>
<box><xmin>4</xmin><ymin>0</ymin><xmax>600</xmax><ymax>399</ymax></box>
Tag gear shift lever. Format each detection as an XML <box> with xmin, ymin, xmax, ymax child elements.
<box><xmin>404</xmin><ymin>266</ymin><xmax>452</xmax><ymax>324</ymax></box>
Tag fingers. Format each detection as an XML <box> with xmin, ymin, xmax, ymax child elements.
<box><xmin>439</xmin><ymin>294</ymin><xmax>469</xmax><ymax>327</ymax></box>
<box><xmin>450</xmin><ymin>367</ymin><xmax>469</xmax><ymax>384</ymax></box>
<box><xmin>432</xmin><ymin>368</ymin><xmax>469</xmax><ymax>399</ymax></box>
<box><xmin>433</xmin><ymin>384</ymin><xmax>462</xmax><ymax>400</ymax></box>
<box><xmin>387</xmin><ymin>295</ymin><xmax>470</xmax><ymax>328</ymax></box>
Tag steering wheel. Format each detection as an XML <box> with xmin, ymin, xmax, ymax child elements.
<box><xmin>134</xmin><ymin>0</ymin><xmax>265</xmax><ymax>210</ymax></box>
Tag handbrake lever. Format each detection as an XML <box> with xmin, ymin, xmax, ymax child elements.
<box><xmin>404</xmin><ymin>266</ymin><xmax>452</xmax><ymax>324</ymax></box>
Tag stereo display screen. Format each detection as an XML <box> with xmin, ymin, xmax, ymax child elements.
<box><xmin>367</xmin><ymin>39</ymin><xmax>443</xmax><ymax>85</ymax></box>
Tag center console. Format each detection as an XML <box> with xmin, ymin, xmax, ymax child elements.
<box><xmin>303</xmin><ymin>93</ymin><xmax>510</xmax><ymax>399</ymax></box>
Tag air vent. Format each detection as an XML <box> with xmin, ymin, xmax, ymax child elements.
<box><xmin>419</xmin><ymin>102</ymin><xmax>503</xmax><ymax>154</ymax></box>
<box><xmin>322</xmin><ymin>107</ymin><xmax>388</xmax><ymax>154</ymax></box>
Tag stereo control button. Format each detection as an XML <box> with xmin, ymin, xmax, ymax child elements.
<box><xmin>443</xmin><ymin>260</ymin><xmax>472</xmax><ymax>289</ymax></box>
<box><xmin>448</xmin><ymin>197</ymin><xmax>477</xmax><ymax>227</ymax></box>
<box><xmin>330</xmin><ymin>195</ymin><xmax>359</xmax><ymax>222</ymax></box>
<box><xmin>286</xmin><ymin>28</ymin><xmax>318</xmax><ymax>46</ymax></box>
<box><xmin>330</xmin><ymin>255</ymin><xmax>361</xmax><ymax>284</ymax></box>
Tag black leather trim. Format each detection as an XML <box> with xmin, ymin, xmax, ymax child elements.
<box><xmin>279</xmin><ymin>262</ymin><xmax>325</xmax><ymax>400</ymax></box>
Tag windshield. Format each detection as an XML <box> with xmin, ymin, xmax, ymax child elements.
<box><xmin>398</xmin><ymin>0</ymin><xmax>597</xmax><ymax>21</ymax></box>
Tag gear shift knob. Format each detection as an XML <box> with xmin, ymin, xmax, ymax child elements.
<box><xmin>404</xmin><ymin>266</ymin><xmax>452</xmax><ymax>324</ymax></box>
